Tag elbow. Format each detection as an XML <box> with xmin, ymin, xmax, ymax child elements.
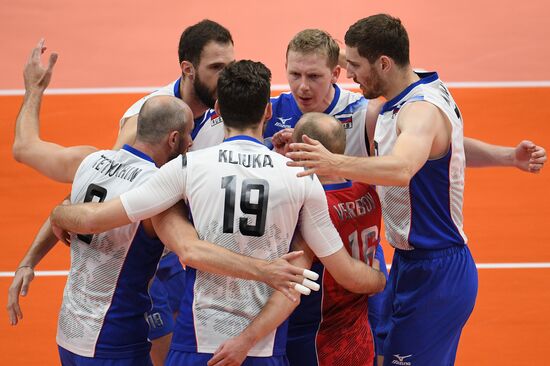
<box><xmin>171</xmin><ymin>241</ymin><xmax>195</xmax><ymax>266</ymax></box>
<box><xmin>12</xmin><ymin>142</ymin><xmax>27</xmax><ymax>163</ymax></box>
<box><xmin>394</xmin><ymin>166</ymin><xmax>414</xmax><ymax>187</ymax></box>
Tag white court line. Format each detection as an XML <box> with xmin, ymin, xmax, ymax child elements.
<box><xmin>1</xmin><ymin>262</ymin><xmax>550</xmax><ymax>277</ymax></box>
<box><xmin>1</xmin><ymin>81</ymin><xmax>550</xmax><ymax>96</ymax></box>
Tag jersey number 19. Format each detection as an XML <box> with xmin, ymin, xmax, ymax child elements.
<box><xmin>221</xmin><ymin>175</ymin><xmax>269</xmax><ymax>237</ymax></box>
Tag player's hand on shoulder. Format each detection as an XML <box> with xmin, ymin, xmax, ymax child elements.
<box><xmin>7</xmin><ymin>266</ymin><xmax>35</xmax><ymax>325</ymax></box>
<box><xmin>514</xmin><ymin>140</ymin><xmax>547</xmax><ymax>173</ymax></box>
<box><xmin>24</xmin><ymin>39</ymin><xmax>58</xmax><ymax>93</ymax></box>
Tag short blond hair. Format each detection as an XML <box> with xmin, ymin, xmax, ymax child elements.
<box><xmin>286</xmin><ymin>29</ymin><xmax>340</xmax><ymax>69</ymax></box>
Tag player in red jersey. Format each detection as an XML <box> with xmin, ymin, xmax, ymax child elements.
<box><xmin>285</xmin><ymin>112</ymin><xmax>381</xmax><ymax>366</ymax></box>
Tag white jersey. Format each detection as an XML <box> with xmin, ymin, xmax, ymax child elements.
<box><xmin>120</xmin><ymin>78</ymin><xmax>225</xmax><ymax>151</ymax></box>
<box><xmin>57</xmin><ymin>145</ymin><xmax>164</xmax><ymax>358</ymax></box>
<box><xmin>265</xmin><ymin>84</ymin><xmax>370</xmax><ymax>157</ymax></box>
<box><xmin>374</xmin><ymin>72</ymin><xmax>467</xmax><ymax>250</ymax></box>
<box><xmin>119</xmin><ymin>135</ymin><xmax>343</xmax><ymax>356</ymax></box>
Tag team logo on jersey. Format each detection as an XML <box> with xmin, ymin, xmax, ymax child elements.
<box><xmin>334</xmin><ymin>113</ymin><xmax>353</xmax><ymax>129</ymax></box>
<box><xmin>274</xmin><ymin>117</ymin><xmax>293</xmax><ymax>128</ymax></box>
<box><xmin>392</xmin><ymin>354</ymin><xmax>412</xmax><ymax>365</ymax></box>
<box><xmin>210</xmin><ymin>111</ymin><xmax>223</xmax><ymax>126</ymax></box>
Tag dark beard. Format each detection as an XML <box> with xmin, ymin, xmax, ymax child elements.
<box><xmin>193</xmin><ymin>75</ymin><xmax>216</xmax><ymax>109</ymax></box>
<box><xmin>360</xmin><ymin>71</ymin><xmax>384</xmax><ymax>99</ymax></box>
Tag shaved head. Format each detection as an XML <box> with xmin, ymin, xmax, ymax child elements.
<box><xmin>136</xmin><ymin>95</ymin><xmax>192</xmax><ymax>144</ymax></box>
<box><xmin>293</xmin><ymin>112</ymin><xmax>346</xmax><ymax>154</ymax></box>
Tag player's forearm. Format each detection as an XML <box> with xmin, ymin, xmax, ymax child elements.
<box><xmin>348</xmin><ymin>260</ymin><xmax>386</xmax><ymax>294</ymax></box>
<box><xmin>151</xmin><ymin>211</ymin><xmax>266</xmax><ymax>281</ymax></box>
<box><xmin>334</xmin><ymin>154</ymin><xmax>415</xmax><ymax>186</ymax></box>
<box><xmin>322</xmin><ymin>249</ymin><xmax>385</xmax><ymax>294</ymax></box>
<box><xmin>13</xmin><ymin>90</ymin><xmax>43</xmax><ymax>162</ymax></box>
<box><xmin>463</xmin><ymin>137</ymin><xmax>513</xmax><ymax>167</ymax></box>
<box><xmin>150</xmin><ymin>200</ymin><xmax>279</xmax><ymax>282</ymax></box>
<box><xmin>18</xmin><ymin>217</ymin><xmax>59</xmax><ymax>269</ymax></box>
<box><xmin>185</xmin><ymin>240</ymin><xmax>267</xmax><ymax>280</ymax></box>
<box><xmin>51</xmin><ymin>201</ymin><xmax>126</xmax><ymax>234</ymax></box>
<box><xmin>238</xmin><ymin>291</ymin><xmax>299</xmax><ymax>346</ymax></box>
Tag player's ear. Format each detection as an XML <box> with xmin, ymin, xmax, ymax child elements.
<box><xmin>181</xmin><ymin>61</ymin><xmax>195</xmax><ymax>80</ymax></box>
<box><xmin>168</xmin><ymin>130</ymin><xmax>179</xmax><ymax>148</ymax></box>
<box><xmin>331</xmin><ymin>65</ymin><xmax>341</xmax><ymax>84</ymax></box>
<box><xmin>264</xmin><ymin>101</ymin><xmax>273</xmax><ymax>121</ymax></box>
<box><xmin>379</xmin><ymin>56</ymin><xmax>391</xmax><ymax>73</ymax></box>
<box><xmin>214</xmin><ymin>100</ymin><xmax>221</xmax><ymax>116</ymax></box>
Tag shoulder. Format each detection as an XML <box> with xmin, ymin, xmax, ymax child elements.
<box><xmin>334</xmin><ymin>87</ymin><xmax>368</xmax><ymax>115</ymax></box>
<box><xmin>121</xmin><ymin>79</ymin><xmax>179</xmax><ymax>122</ymax></box>
<box><xmin>270</xmin><ymin>92</ymin><xmax>295</xmax><ymax>112</ymax></box>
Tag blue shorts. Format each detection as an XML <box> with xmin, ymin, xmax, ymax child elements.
<box><xmin>58</xmin><ymin>346</ymin><xmax>152</xmax><ymax>366</ymax></box>
<box><xmin>155</xmin><ymin>252</ymin><xmax>186</xmax><ymax>311</ymax></box>
<box><xmin>381</xmin><ymin>245</ymin><xmax>478</xmax><ymax>366</ymax></box>
<box><xmin>147</xmin><ymin>253</ymin><xmax>186</xmax><ymax>340</ymax></box>
<box><xmin>165</xmin><ymin>350</ymin><xmax>289</xmax><ymax>366</ymax></box>
<box><xmin>367</xmin><ymin>243</ymin><xmax>390</xmax><ymax>357</ymax></box>
<box><xmin>147</xmin><ymin>276</ymin><xmax>175</xmax><ymax>340</ymax></box>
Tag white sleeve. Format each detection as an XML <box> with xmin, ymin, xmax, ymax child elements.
<box><xmin>120</xmin><ymin>155</ymin><xmax>187</xmax><ymax>222</ymax></box>
<box><xmin>299</xmin><ymin>176</ymin><xmax>344</xmax><ymax>258</ymax></box>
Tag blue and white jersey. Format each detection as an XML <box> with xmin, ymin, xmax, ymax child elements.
<box><xmin>120</xmin><ymin>78</ymin><xmax>225</xmax><ymax>151</ymax></box>
<box><xmin>119</xmin><ymin>136</ymin><xmax>344</xmax><ymax>357</ymax></box>
<box><xmin>374</xmin><ymin>72</ymin><xmax>467</xmax><ymax>250</ymax></box>
<box><xmin>56</xmin><ymin>145</ymin><xmax>164</xmax><ymax>358</ymax></box>
<box><xmin>264</xmin><ymin>84</ymin><xmax>369</xmax><ymax>157</ymax></box>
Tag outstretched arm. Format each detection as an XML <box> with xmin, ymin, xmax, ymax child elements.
<box><xmin>287</xmin><ymin>101</ymin><xmax>442</xmax><ymax>186</ymax></box>
<box><xmin>12</xmin><ymin>39</ymin><xmax>96</xmax><ymax>183</ymax></box>
<box><xmin>464</xmin><ymin>137</ymin><xmax>546</xmax><ymax>173</ymax></box>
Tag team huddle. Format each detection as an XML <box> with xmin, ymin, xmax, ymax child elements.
<box><xmin>8</xmin><ymin>15</ymin><xmax>547</xmax><ymax>366</ymax></box>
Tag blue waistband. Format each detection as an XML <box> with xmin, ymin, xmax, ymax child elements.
<box><xmin>395</xmin><ymin>245</ymin><xmax>467</xmax><ymax>260</ymax></box>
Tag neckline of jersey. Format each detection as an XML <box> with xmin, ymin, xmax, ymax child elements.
<box><xmin>380</xmin><ymin>72</ymin><xmax>439</xmax><ymax>114</ymax></box>
<box><xmin>224</xmin><ymin>135</ymin><xmax>265</xmax><ymax>146</ymax></box>
<box><xmin>173</xmin><ymin>78</ymin><xmax>182</xmax><ymax>99</ymax></box>
<box><xmin>122</xmin><ymin>144</ymin><xmax>156</xmax><ymax>165</ymax></box>
<box><xmin>322</xmin><ymin>180</ymin><xmax>352</xmax><ymax>191</ymax></box>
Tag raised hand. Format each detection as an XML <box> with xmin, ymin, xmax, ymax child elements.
<box><xmin>24</xmin><ymin>39</ymin><xmax>58</xmax><ymax>93</ymax></box>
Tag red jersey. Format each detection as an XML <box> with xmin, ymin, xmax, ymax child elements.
<box><xmin>287</xmin><ymin>180</ymin><xmax>382</xmax><ymax>366</ymax></box>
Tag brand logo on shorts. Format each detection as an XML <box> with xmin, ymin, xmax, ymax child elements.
<box><xmin>392</xmin><ymin>354</ymin><xmax>412</xmax><ymax>365</ymax></box>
